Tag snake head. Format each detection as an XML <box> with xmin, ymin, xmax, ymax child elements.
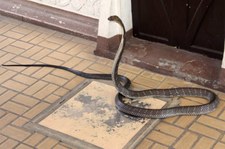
<box><xmin>108</xmin><ymin>15</ymin><xmax>120</xmax><ymax>22</ymax></box>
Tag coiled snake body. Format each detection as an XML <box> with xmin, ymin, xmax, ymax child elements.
<box><xmin>2</xmin><ymin>16</ymin><xmax>219</xmax><ymax>118</ymax></box>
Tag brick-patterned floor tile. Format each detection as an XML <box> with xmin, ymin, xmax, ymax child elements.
<box><xmin>189</xmin><ymin>122</ymin><xmax>221</xmax><ymax>139</ymax></box>
<box><xmin>12</xmin><ymin>94</ymin><xmax>39</xmax><ymax>107</ymax></box>
<box><xmin>1</xmin><ymin>125</ymin><xmax>31</xmax><ymax>141</ymax></box>
<box><xmin>0</xmin><ymin>113</ymin><xmax>17</xmax><ymax>129</ymax></box>
<box><xmin>155</xmin><ymin>122</ymin><xmax>184</xmax><ymax>137</ymax></box>
<box><xmin>23</xmin><ymin>102</ymin><xmax>49</xmax><ymax>119</ymax></box>
<box><xmin>3</xmin><ymin>45</ymin><xmax>25</xmax><ymax>55</ymax></box>
<box><xmin>57</xmin><ymin>41</ymin><xmax>77</xmax><ymax>53</ymax></box>
<box><xmin>23</xmin><ymin>80</ymin><xmax>48</xmax><ymax>96</ymax></box>
<box><xmin>13</xmin><ymin>74</ymin><xmax>37</xmax><ymax>85</ymax></box>
<box><xmin>11</xmin><ymin>41</ymin><xmax>33</xmax><ymax>50</ymax></box>
<box><xmin>24</xmin><ymin>133</ymin><xmax>45</xmax><ymax>147</ymax></box>
<box><xmin>15</xmin><ymin>144</ymin><xmax>33</xmax><ymax>149</ymax></box>
<box><xmin>174</xmin><ymin>132</ymin><xmax>198</xmax><ymax>149</ymax></box>
<box><xmin>36</xmin><ymin>137</ymin><xmax>59</xmax><ymax>149</ymax></box>
<box><xmin>2</xmin><ymin>80</ymin><xmax>28</xmax><ymax>92</ymax></box>
<box><xmin>3</xmin><ymin>31</ymin><xmax>24</xmax><ymax>39</ymax></box>
<box><xmin>135</xmin><ymin>139</ymin><xmax>153</xmax><ymax>149</ymax></box>
<box><xmin>0</xmin><ymin>134</ymin><xmax>7</xmax><ymax>144</ymax></box>
<box><xmin>147</xmin><ymin>130</ymin><xmax>176</xmax><ymax>146</ymax></box>
<box><xmin>12</xmin><ymin>117</ymin><xmax>29</xmax><ymax>127</ymax></box>
<box><xmin>1</xmin><ymin>101</ymin><xmax>29</xmax><ymax>115</ymax></box>
<box><xmin>0</xmin><ymin>90</ymin><xmax>17</xmax><ymax>105</ymax></box>
<box><xmin>151</xmin><ymin>143</ymin><xmax>168</xmax><ymax>149</ymax></box>
<box><xmin>0</xmin><ymin>139</ymin><xmax>19</xmax><ymax>149</ymax></box>
<box><xmin>33</xmin><ymin>84</ymin><xmax>58</xmax><ymax>99</ymax></box>
<box><xmin>20</xmin><ymin>31</ymin><xmax>41</xmax><ymax>42</ymax></box>
<box><xmin>197</xmin><ymin>115</ymin><xmax>225</xmax><ymax>131</ymax></box>
<box><xmin>192</xmin><ymin>137</ymin><xmax>215</xmax><ymax>149</ymax></box>
<box><xmin>53</xmin><ymin>144</ymin><xmax>71</xmax><ymax>149</ymax></box>
<box><xmin>214</xmin><ymin>142</ymin><xmax>225</xmax><ymax>149</ymax></box>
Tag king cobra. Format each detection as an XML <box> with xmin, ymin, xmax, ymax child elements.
<box><xmin>2</xmin><ymin>16</ymin><xmax>219</xmax><ymax>118</ymax></box>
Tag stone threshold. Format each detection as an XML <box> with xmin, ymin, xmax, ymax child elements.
<box><xmin>95</xmin><ymin>36</ymin><xmax>225</xmax><ymax>93</ymax></box>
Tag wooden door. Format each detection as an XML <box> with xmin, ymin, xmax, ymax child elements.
<box><xmin>132</xmin><ymin>0</ymin><xmax>224</xmax><ymax>59</ymax></box>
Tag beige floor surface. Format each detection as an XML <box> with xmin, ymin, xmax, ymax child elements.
<box><xmin>0</xmin><ymin>15</ymin><xmax>225</xmax><ymax>149</ymax></box>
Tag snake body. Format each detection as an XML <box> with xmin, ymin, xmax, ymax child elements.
<box><xmin>2</xmin><ymin>16</ymin><xmax>219</xmax><ymax>118</ymax></box>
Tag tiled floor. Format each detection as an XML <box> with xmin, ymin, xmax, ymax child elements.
<box><xmin>0</xmin><ymin>15</ymin><xmax>225</xmax><ymax>149</ymax></box>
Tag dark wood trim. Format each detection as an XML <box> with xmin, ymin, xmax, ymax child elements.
<box><xmin>0</xmin><ymin>0</ymin><xmax>98</xmax><ymax>40</ymax></box>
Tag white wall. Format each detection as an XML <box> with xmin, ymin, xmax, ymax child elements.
<box><xmin>222</xmin><ymin>41</ymin><xmax>225</xmax><ymax>68</ymax></box>
<box><xmin>28</xmin><ymin>0</ymin><xmax>101</xmax><ymax>19</ymax></box>
<box><xmin>97</xmin><ymin>0</ymin><xmax>132</xmax><ymax>38</ymax></box>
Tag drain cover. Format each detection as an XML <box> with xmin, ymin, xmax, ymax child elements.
<box><xmin>25</xmin><ymin>81</ymin><xmax>167</xmax><ymax>149</ymax></box>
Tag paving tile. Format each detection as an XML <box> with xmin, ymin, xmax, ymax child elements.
<box><xmin>147</xmin><ymin>130</ymin><xmax>176</xmax><ymax>146</ymax></box>
<box><xmin>214</xmin><ymin>142</ymin><xmax>225</xmax><ymax>149</ymax></box>
<box><xmin>23</xmin><ymin>81</ymin><xmax>48</xmax><ymax>96</ymax></box>
<box><xmin>64</xmin><ymin>76</ymin><xmax>85</xmax><ymax>90</ymax></box>
<box><xmin>72</xmin><ymin>59</ymin><xmax>92</xmax><ymax>71</ymax></box>
<box><xmin>1</xmin><ymin>101</ymin><xmax>29</xmax><ymax>115</ymax></box>
<box><xmin>1</xmin><ymin>125</ymin><xmax>31</xmax><ymax>141</ymax></box>
<box><xmin>38</xmin><ymin>40</ymin><xmax>60</xmax><ymax>50</ymax></box>
<box><xmin>0</xmin><ymin>113</ymin><xmax>17</xmax><ymax>129</ymax></box>
<box><xmin>40</xmin><ymin>56</ymin><xmax>64</xmax><ymax>65</ymax></box>
<box><xmin>13</xmin><ymin>74</ymin><xmax>37</xmax><ymax>85</ymax></box>
<box><xmin>151</xmin><ymin>143</ymin><xmax>168</xmax><ymax>149</ymax></box>
<box><xmin>31</xmin><ymin>48</ymin><xmax>52</xmax><ymax>60</ymax></box>
<box><xmin>33</xmin><ymin>84</ymin><xmax>58</xmax><ymax>99</ymax></box>
<box><xmin>36</xmin><ymin>137</ymin><xmax>59</xmax><ymax>149</ymax></box>
<box><xmin>12</xmin><ymin>26</ymin><xmax>32</xmax><ymax>35</ymax></box>
<box><xmin>20</xmin><ymin>31</ymin><xmax>41</xmax><ymax>42</ymax></box>
<box><xmin>12</xmin><ymin>117</ymin><xmax>29</xmax><ymax>127</ymax></box>
<box><xmin>53</xmin><ymin>87</ymin><xmax>69</xmax><ymax>97</ymax></box>
<box><xmin>0</xmin><ymin>110</ymin><xmax>5</xmax><ymax>118</ymax></box>
<box><xmin>0</xmin><ymin>139</ymin><xmax>19</xmax><ymax>149</ymax></box>
<box><xmin>0</xmin><ymin>53</ymin><xmax>16</xmax><ymax>64</ymax></box>
<box><xmin>44</xmin><ymin>94</ymin><xmax>60</xmax><ymax>103</ymax></box>
<box><xmin>175</xmin><ymin>116</ymin><xmax>197</xmax><ymax>128</ymax></box>
<box><xmin>189</xmin><ymin>122</ymin><xmax>221</xmax><ymax>139</ymax></box>
<box><xmin>197</xmin><ymin>115</ymin><xmax>225</xmax><ymax>131</ymax></box>
<box><xmin>3</xmin><ymin>31</ymin><xmax>24</xmax><ymax>39</ymax></box>
<box><xmin>135</xmin><ymin>139</ymin><xmax>153</xmax><ymax>149</ymax></box>
<box><xmin>11</xmin><ymin>41</ymin><xmax>33</xmax><ymax>49</ymax></box>
<box><xmin>3</xmin><ymin>45</ymin><xmax>25</xmax><ymax>55</ymax></box>
<box><xmin>43</xmin><ymin>74</ymin><xmax>68</xmax><ymax>86</ymax></box>
<box><xmin>192</xmin><ymin>137</ymin><xmax>215</xmax><ymax>149</ymax></box>
<box><xmin>66</xmin><ymin>44</ymin><xmax>87</xmax><ymax>56</ymax></box>
<box><xmin>174</xmin><ymin>132</ymin><xmax>198</xmax><ymax>149</ymax></box>
<box><xmin>46</xmin><ymin>36</ymin><xmax>67</xmax><ymax>45</ymax></box>
<box><xmin>0</xmin><ymin>24</ymin><xmax>15</xmax><ymax>34</ymax></box>
<box><xmin>0</xmin><ymin>90</ymin><xmax>17</xmax><ymax>105</ymax></box>
<box><xmin>2</xmin><ymin>80</ymin><xmax>28</xmax><ymax>92</ymax></box>
<box><xmin>12</xmin><ymin>56</ymin><xmax>35</xmax><ymax>64</ymax></box>
<box><xmin>155</xmin><ymin>122</ymin><xmax>184</xmax><ymax>137</ymax></box>
<box><xmin>49</xmin><ymin>51</ymin><xmax>72</xmax><ymax>62</ymax></box>
<box><xmin>32</xmin><ymin>67</ymin><xmax>53</xmax><ymax>79</ymax></box>
<box><xmin>57</xmin><ymin>41</ymin><xmax>77</xmax><ymax>53</ymax></box>
<box><xmin>23</xmin><ymin>102</ymin><xmax>49</xmax><ymax>119</ymax></box>
<box><xmin>221</xmin><ymin>135</ymin><xmax>225</xmax><ymax>142</ymax></box>
<box><xmin>24</xmin><ymin>133</ymin><xmax>45</xmax><ymax>146</ymax></box>
<box><xmin>21</xmin><ymin>46</ymin><xmax>43</xmax><ymax>58</ymax></box>
<box><xmin>133</xmin><ymin>76</ymin><xmax>161</xmax><ymax>88</ymax></box>
<box><xmin>53</xmin><ymin>144</ymin><xmax>71</xmax><ymax>149</ymax></box>
<box><xmin>0</xmin><ymin>134</ymin><xmax>7</xmax><ymax>143</ymax></box>
<box><xmin>15</xmin><ymin>144</ymin><xmax>33</xmax><ymax>149</ymax></box>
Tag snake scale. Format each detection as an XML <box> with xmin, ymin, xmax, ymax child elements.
<box><xmin>2</xmin><ymin>16</ymin><xmax>219</xmax><ymax>118</ymax></box>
